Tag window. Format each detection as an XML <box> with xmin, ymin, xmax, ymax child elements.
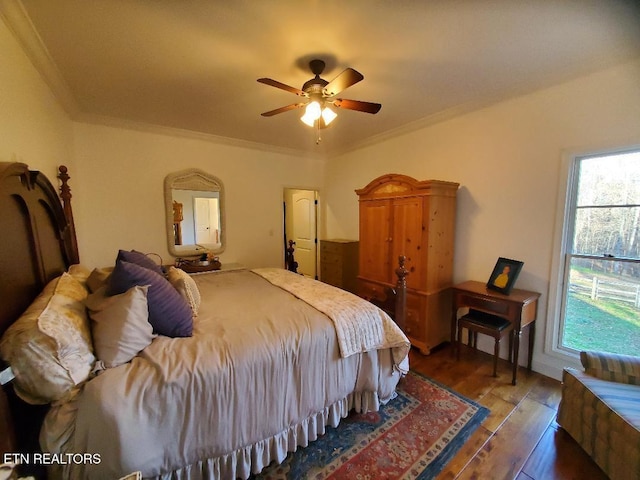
<box><xmin>557</xmin><ymin>149</ymin><xmax>640</xmax><ymax>356</ymax></box>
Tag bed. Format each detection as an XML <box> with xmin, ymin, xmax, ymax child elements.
<box><xmin>0</xmin><ymin>163</ymin><xmax>410</xmax><ymax>479</ymax></box>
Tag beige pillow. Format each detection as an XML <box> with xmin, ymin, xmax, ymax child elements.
<box><xmin>0</xmin><ymin>273</ymin><xmax>95</xmax><ymax>405</ymax></box>
<box><xmin>86</xmin><ymin>266</ymin><xmax>114</xmax><ymax>293</ymax></box>
<box><xmin>67</xmin><ymin>264</ymin><xmax>92</xmax><ymax>286</ymax></box>
<box><xmin>167</xmin><ymin>266</ymin><xmax>201</xmax><ymax>317</ymax></box>
<box><xmin>85</xmin><ymin>286</ymin><xmax>155</xmax><ymax>369</ymax></box>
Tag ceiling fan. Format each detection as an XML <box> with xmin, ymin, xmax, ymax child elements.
<box><xmin>257</xmin><ymin>59</ymin><xmax>382</xmax><ymax>130</ymax></box>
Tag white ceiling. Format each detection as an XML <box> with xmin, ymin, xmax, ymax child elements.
<box><xmin>5</xmin><ymin>0</ymin><xmax>640</xmax><ymax>156</ymax></box>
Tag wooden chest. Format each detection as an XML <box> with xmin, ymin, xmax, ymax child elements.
<box><xmin>320</xmin><ymin>239</ymin><xmax>359</xmax><ymax>294</ymax></box>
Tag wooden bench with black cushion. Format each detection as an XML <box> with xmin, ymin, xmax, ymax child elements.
<box><xmin>457</xmin><ymin>309</ymin><xmax>514</xmax><ymax>377</ymax></box>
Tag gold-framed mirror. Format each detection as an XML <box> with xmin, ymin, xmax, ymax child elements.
<box><xmin>164</xmin><ymin>169</ymin><xmax>225</xmax><ymax>257</ymax></box>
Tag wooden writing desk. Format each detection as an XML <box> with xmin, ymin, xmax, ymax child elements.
<box><xmin>451</xmin><ymin>280</ymin><xmax>541</xmax><ymax>385</ymax></box>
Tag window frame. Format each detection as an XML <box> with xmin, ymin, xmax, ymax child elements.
<box><xmin>546</xmin><ymin>145</ymin><xmax>640</xmax><ymax>362</ymax></box>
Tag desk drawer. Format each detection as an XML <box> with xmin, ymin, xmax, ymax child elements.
<box><xmin>457</xmin><ymin>293</ymin><xmax>509</xmax><ymax>316</ymax></box>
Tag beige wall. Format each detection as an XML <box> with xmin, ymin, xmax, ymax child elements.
<box><xmin>71</xmin><ymin>123</ymin><xmax>324</xmax><ymax>269</ymax></box>
<box><xmin>0</xmin><ymin>18</ymin><xmax>74</xmax><ymax>182</ymax></box>
<box><xmin>324</xmin><ymin>58</ymin><xmax>640</xmax><ymax>378</ymax></box>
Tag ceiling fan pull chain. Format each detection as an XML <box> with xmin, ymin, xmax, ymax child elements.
<box><xmin>315</xmin><ymin>120</ymin><xmax>322</xmax><ymax>144</ymax></box>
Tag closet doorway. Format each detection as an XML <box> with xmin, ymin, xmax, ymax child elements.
<box><xmin>283</xmin><ymin>188</ymin><xmax>318</xmax><ymax>279</ymax></box>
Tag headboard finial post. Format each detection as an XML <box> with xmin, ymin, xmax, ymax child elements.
<box><xmin>394</xmin><ymin>255</ymin><xmax>409</xmax><ymax>331</ymax></box>
<box><xmin>285</xmin><ymin>240</ymin><xmax>298</xmax><ymax>273</ymax></box>
<box><xmin>58</xmin><ymin>165</ymin><xmax>79</xmax><ymax>264</ymax></box>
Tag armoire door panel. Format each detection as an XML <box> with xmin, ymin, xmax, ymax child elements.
<box><xmin>391</xmin><ymin>198</ymin><xmax>423</xmax><ymax>290</ymax></box>
<box><xmin>424</xmin><ymin>196</ymin><xmax>458</xmax><ymax>291</ymax></box>
<box><xmin>359</xmin><ymin>200</ymin><xmax>392</xmax><ymax>283</ymax></box>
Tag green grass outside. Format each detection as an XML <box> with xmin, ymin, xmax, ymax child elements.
<box><xmin>563</xmin><ymin>265</ymin><xmax>640</xmax><ymax>356</ymax></box>
<box><xmin>563</xmin><ymin>294</ymin><xmax>640</xmax><ymax>356</ymax></box>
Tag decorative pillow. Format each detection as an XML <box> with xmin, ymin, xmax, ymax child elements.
<box><xmin>167</xmin><ymin>266</ymin><xmax>201</xmax><ymax>317</ymax></box>
<box><xmin>67</xmin><ymin>264</ymin><xmax>91</xmax><ymax>286</ymax></box>
<box><xmin>85</xmin><ymin>285</ymin><xmax>155</xmax><ymax>369</ymax></box>
<box><xmin>86</xmin><ymin>266</ymin><xmax>114</xmax><ymax>293</ymax></box>
<box><xmin>0</xmin><ymin>273</ymin><xmax>95</xmax><ymax>405</ymax></box>
<box><xmin>116</xmin><ymin>249</ymin><xmax>164</xmax><ymax>276</ymax></box>
<box><xmin>108</xmin><ymin>261</ymin><xmax>193</xmax><ymax>337</ymax></box>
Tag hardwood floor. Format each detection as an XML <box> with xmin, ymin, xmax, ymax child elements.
<box><xmin>409</xmin><ymin>344</ymin><xmax>609</xmax><ymax>480</ymax></box>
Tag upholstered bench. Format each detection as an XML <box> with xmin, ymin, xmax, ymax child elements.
<box><xmin>557</xmin><ymin>351</ymin><xmax>640</xmax><ymax>480</ymax></box>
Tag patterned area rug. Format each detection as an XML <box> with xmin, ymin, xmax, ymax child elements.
<box><xmin>253</xmin><ymin>370</ymin><xmax>490</xmax><ymax>479</ymax></box>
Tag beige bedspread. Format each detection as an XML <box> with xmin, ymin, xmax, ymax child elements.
<box><xmin>42</xmin><ymin>269</ymin><xmax>408</xmax><ymax>480</ymax></box>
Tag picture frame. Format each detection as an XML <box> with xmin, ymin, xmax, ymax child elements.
<box><xmin>486</xmin><ymin>257</ymin><xmax>524</xmax><ymax>294</ymax></box>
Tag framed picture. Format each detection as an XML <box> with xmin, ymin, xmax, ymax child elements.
<box><xmin>486</xmin><ymin>257</ymin><xmax>524</xmax><ymax>294</ymax></box>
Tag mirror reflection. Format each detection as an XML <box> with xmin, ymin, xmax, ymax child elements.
<box><xmin>164</xmin><ymin>169</ymin><xmax>225</xmax><ymax>257</ymax></box>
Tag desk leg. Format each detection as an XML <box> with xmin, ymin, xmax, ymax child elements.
<box><xmin>527</xmin><ymin>322</ymin><xmax>535</xmax><ymax>371</ymax></box>
<box><xmin>451</xmin><ymin>307</ymin><xmax>458</xmax><ymax>358</ymax></box>
<box><xmin>512</xmin><ymin>329</ymin><xmax>521</xmax><ymax>386</ymax></box>
<box><xmin>508</xmin><ymin>334</ymin><xmax>514</xmax><ymax>364</ymax></box>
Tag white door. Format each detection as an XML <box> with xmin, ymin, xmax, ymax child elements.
<box><xmin>194</xmin><ymin>197</ymin><xmax>217</xmax><ymax>245</ymax></box>
<box><xmin>284</xmin><ymin>189</ymin><xmax>317</xmax><ymax>278</ymax></box>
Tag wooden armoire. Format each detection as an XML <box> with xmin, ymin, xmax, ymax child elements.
<box><xmin>355</xmin><ymin>174</ymin><xmax>459</xmax><ymax>354</ymax></box>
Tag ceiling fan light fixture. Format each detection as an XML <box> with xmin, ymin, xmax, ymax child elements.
<box><xmin>321</xmin><ymin>106</ymin><xmax>337</xmax><ymax>126</ymax></box>
<box><xmin>301</xmin><ymin>101</ymin><xmax>337</xmax><ymax>127</ymax></box>
<box><xmin>303</xmin><ymin>100</ymin><xmax>322</xmax><ymax>121</ymax></box>
<box><xmin>300</xmin><ymin>111</ymin><xmax>316</xmax><ymax>127</ymax></box>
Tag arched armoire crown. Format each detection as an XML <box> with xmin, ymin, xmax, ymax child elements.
<box><xmin>356</xmin><ymin>174</ymin><xmax>459</xmax><ymax>354</ymax></box>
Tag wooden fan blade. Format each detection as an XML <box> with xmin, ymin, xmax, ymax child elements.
<box><xmin>257</xmin><ymin>78</ymin><xmax>308</xmax><ymax>97</ymax></box>
<box><xmin>332</xmin><ymin>98</ymin><xmax>382</xmax><ymax>114</ymax></box>
<box><xmin>323</xmin><ymin>68</ymin><xmax>364</xmax><ymax>97</ymax></box>
<box><xmin>260</xmin><ymin>103</ymin><xmax>306</xmax><ymax>117</ymax></box>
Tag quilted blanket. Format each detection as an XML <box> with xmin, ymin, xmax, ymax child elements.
<box><xmin>252</xmin><ymin>268</ymin><xmax>410</xmax><ymax>372</ymax></box>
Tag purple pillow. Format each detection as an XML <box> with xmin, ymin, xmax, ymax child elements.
<box><xmin>116</xmin><ymin>250</ymin><xmax>164</xmax><ymax>276</ymax></box>
<box><xmin>108</xmin><ymin>261</ymin><xmax>193</xmax><ymax>337</ymax></box>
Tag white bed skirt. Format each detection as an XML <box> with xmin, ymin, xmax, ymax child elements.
<box><xmin>160</xmin><ymin>389</ymin><xmax>386</xmax><ymax>480</ymax></box>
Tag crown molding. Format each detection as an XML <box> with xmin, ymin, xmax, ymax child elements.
<box><xmin>326</xmin><ymin>98</ymin><xmax>499</xmax><ymax>159</ymax></box>
<box><xmin>76</xmin><ymin>112</ymin><xmax>324</xmax><ymax>160</ymax></box>
<box><xmin>0</xmin><ymin>0</ymin><xmax>80</xmax><ymax>117</ymax></box>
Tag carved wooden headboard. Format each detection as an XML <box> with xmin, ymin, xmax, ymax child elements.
<box><xmin>0</xmin><ymin>162</ymin><xmax>78</xmax><ymax>462</ymax></box>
